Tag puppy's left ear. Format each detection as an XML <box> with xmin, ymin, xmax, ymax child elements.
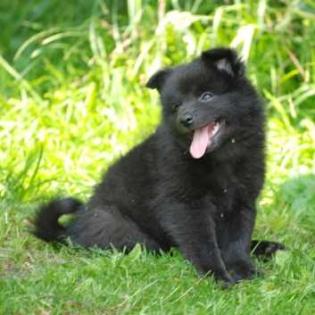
<box><xmin>146</xmin><ymin>69</ymin><xmax>172</xmax><ymax>91</ymax></box>
<box><xmin>201</xmin><ymin>48</ymin><xmax>245</xmax><ymax>77</ymax></box>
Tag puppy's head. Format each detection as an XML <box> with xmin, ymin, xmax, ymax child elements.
<box><xmin>147</xmin><ymin>48</ymin><xmax>264</xmax><ymax>159</ymax></box>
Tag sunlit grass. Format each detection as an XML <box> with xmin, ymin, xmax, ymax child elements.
<box><xmin>0</xmin><ymin>1</ymin><xmax>315</xmax><ymax>314</ymax></box>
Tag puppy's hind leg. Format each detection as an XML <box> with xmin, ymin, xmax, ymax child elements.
<box><xmin>67</xmin><ymin>206</ymin><xmax>162</xmax><ymax>253</ymax></box>
<box><xmin>250</xmin><ymin>240</ymin><xmax>285</xmax><ymax>261</ymax></box>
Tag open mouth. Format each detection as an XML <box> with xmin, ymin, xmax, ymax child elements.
<box><xmin>189</xmin><ymin>120</ymin><xmax>224</xmax><ymax>159</ymax></box>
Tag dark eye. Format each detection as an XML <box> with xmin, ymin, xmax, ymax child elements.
<box><xmin>199</xmin><ymin>91</ymin><xmax>214</xmax><ymax>102</ymax></box>
<box><xmin>172</xmin><ymin>103</ymin><xmax>181</xmax><ymax>112</ymax></box>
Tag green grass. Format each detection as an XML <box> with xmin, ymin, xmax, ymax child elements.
<box><xmin>1</xmin><ymin>0</ymin><xmax>315</xmax><ymax>314</ymax></box>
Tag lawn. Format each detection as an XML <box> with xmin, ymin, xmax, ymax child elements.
<box><xmin>1</xmin><ymin>1</ymin><xmax>315</xmax><ymax>314</ymax></box>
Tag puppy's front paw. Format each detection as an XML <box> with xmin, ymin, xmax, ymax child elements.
<box><xmin>228</xmin><ymin>260</ymin><xmax>259</xmax><ymax>281</ymax></box>
<box><xmin>211</xmin><ymin>269</ymin><xmax>238</xmax><ymax>288</ymax></box>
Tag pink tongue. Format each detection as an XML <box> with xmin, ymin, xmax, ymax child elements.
<box><xmin>189</xmin><ymin>125</ymin><xmax>211</xmax><ymax>159</ymax></box>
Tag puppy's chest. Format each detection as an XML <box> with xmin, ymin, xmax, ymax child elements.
<box><xmin>186</xmin><ymin>166</ymin><xmax>239</xmax><ymax>212</ymax></box>
<box><xmin>212</xmin><ymin>182</ymin><xmax>236</xmax><ymax>213</ymax></box>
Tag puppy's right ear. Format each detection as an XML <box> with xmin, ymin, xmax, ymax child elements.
<box><xmin>146</xmin><ymin>69</ymin><xmax>171</xmax><ymax>91</ymax></box>
<box><xmin>201</xmin><ymin>48</ymin><xmax>245</xmax><ymax>77</ymax></box>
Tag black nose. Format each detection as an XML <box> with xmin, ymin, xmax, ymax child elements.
<box><xmin>180</xmin><ymin>113</ymin><xmax>193</xmax><ymax>127</ymax></box>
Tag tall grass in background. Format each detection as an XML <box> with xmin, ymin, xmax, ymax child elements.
<box><xmin>1</xmin><ymin>0</ymin><xmax>314</xmax><ymax>200</ymax></box>
<box><xmin>0</xmin><ymin>1</ymin><xmax>315</xmax><ymax>313</ymax></box>
<box><xmin>0</xmin><ymin>0</ymin><xmax>315</xmax><ymax>234</ymax></box>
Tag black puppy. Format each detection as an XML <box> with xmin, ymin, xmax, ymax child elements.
<box><xmin>34</xmin><ymin>48</ymin><xmax>283</xmax><ymax>284</ymax></box>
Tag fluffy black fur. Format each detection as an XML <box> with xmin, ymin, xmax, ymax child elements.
<box><xmin>34</xmin><ymin>48</ymin><xmax>284</xmax><ymax>284</ymax></box>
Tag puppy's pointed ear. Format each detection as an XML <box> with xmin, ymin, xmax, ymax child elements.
<box><xmin>146</xmin><ymin>69</ymin><xmax>171</xmax><ymax>91</ymax></box>
<box><xmin>201</xmin><ymin>48</ymin><xmax>245</xmax><ymax>77</ymax></box>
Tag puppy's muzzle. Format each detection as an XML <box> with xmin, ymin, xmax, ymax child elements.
<box><xmin>179</xmin><ymin>112</ymin><xmax>194</xmax><ymax>127</ymax></box>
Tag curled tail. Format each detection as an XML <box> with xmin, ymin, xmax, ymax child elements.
<box><xmin>34</xmin><ymin>197</ymin><xmax>83</xmax><ymax>242</ymax></box>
